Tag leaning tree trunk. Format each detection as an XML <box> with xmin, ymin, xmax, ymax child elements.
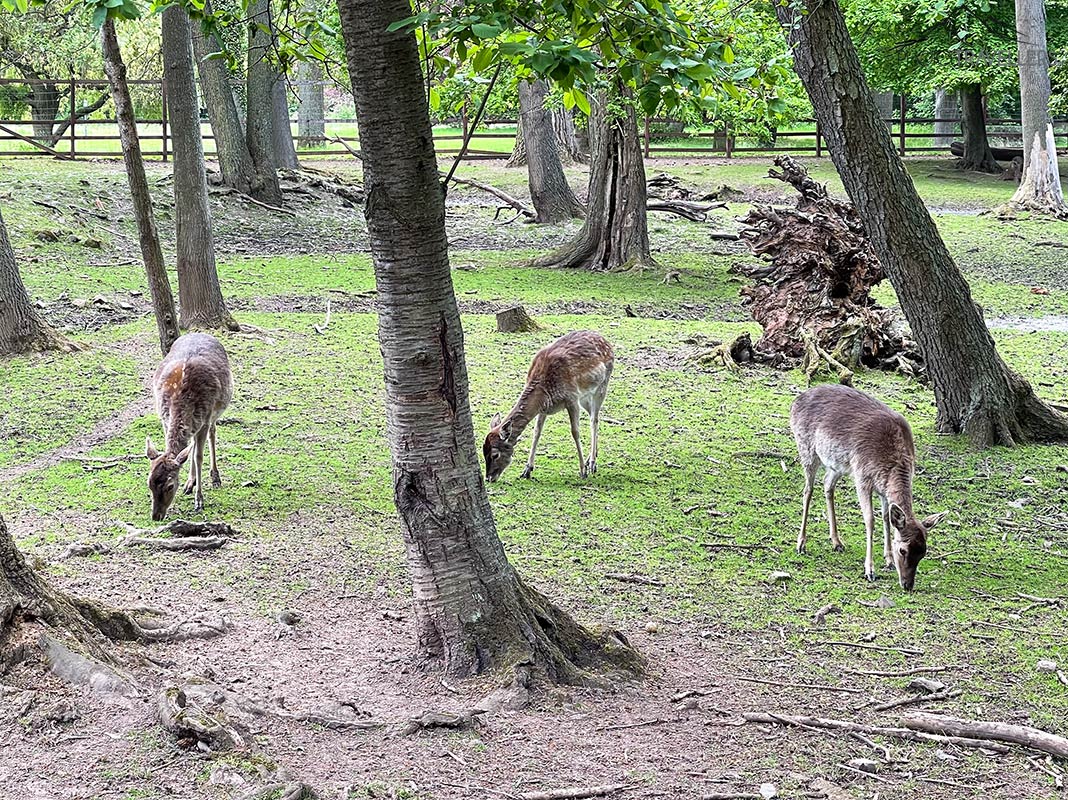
<box><xmin>271</xmin><ymin>77</ymin><xmax>300</xmax><ymax>169</ymax></box>
<box><xmin>775</xmin><ymin>0</ymin><xmax>1068</xmax><ymax>446</ymax></box>
<box><xmin>161</xmin><ymin>7</ymin><xmax>238</xmax><ymax>332</ymax></box>
<box><xmin>245</xmin><ymin>0</ymin><xmax>285</xmax><ymax>206</ymax></box>
<box><xmin>507</xmin><ymin>90</ymin><xmax>586</xmax><ymax>167</ymax></box>
<box><xmin>933</xmin><ymin>88</ymin><xmax>960</xmax><ymax>147</ymax></box>
<box><xmin>296</xmin><ymin>59</ymin><xmax>325</xmax><ymax>146</ymax></box>
<box><xmin>957</xmin><ymin>84</ymin><xmax>1001</xmax><ymax>173</ymax></box>
<box><xmin>0</xmin><ymin>207</ymin><xmax>71</xmax><ymax>355</ymax></box>
<box><xmin>533</xmin><ymin>87</ymin><xmax>652</xmax><ymax>270</ymax></box>
<box><xmin>517</xmin><ymin>79</ymin><xmax>583</xmax><ymax>223</ymax></box>
<box><xmin>336</xmin><ymin>0</ymin><xmax>641</xmax><ymax>681</ymax></box>
<box><xmin>1010</xmin><ymin>0</ymin><xmax>1066</xmax><ymax>215</ymax></box>
<box><xmin>102</xmin><ymin>19</ymin><xmax>179</xmax><ymax>356</ymax></box>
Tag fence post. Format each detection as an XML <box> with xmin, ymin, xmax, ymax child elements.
<box><xmin>161</xmin><ymin>78</ymin><xmax>169</xmax><ymax>162</ymax></box>
<box><xmin>725</xmin><ymin>124</ymin><xmax>733</xmax><ymax>159</ymax></box>
<box><xmin>898</xmin><ymin>93</ymin><xmax>906</xmax><ymax>156</ymax></box>
<box><xmin>815</xmin><ymin>120</ymin><xmax>822</xmax><ymax>157</ymax></box>
<box><xmin>643</xmin><ymin>116</ymin><xmax>650</xmax><ymax>158</ymax></box>
<box><xmin>69</xmin><ymin>77</ymin><xmax>76</xmax><ymax>159</ymax></box>
<box><xmin>460</xmin><ymin>103</ymin><xmax>469</xmax><ymax>149</ymax></box>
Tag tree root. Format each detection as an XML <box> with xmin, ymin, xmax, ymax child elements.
<box><xmin>801</xmin><ymin>328</ymin><xmax>854</xmax><ymax>385</ymax></box>
<box><xmin>646</xmin><ymin>199</ymin><xmax>727</xmax><ymax>222</ymax></box>
<box><xmin>119</xmin><ymin>520</ymin><xmax>237</xmax><ymax>552</ymax></box>
<box><xmin>683</xmin><ymin>332</ymin><xmax>760</xmax><ymax>373</ymax></box>
<box><xmin>402</xmin><ymin>708</ymin><xmax>485</xmax><ymax>736</ymax></box>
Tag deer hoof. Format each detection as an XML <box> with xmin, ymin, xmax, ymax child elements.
<box><xmin>865</xmin><ymin>568</ymin><xmax>877</xmax><ymax>583</ymax></box>
<box><xmin>521</xmin><ymin>466</ymin><xmax>534</xmax><ymax>479</ymax></box>
<box><xmin>832</xmin><ymin>543</ymin><xmax>845</xmax><ymax>553</ymax></box>
<box><xmin>211</xmin><ymin>472</ymin><xmax>222</xmax><ymax>489</ymax></box>
<box><xmin>182</xmin><ymin>482</ymin><xmax>195</xmax><ymax>495</ymax></box>
<box><xmin>584</xmin><ymin>458</ymin><xmax>597</xmax><ymax>475</ymax></box>
<box><xmin>796</xmin><ymin>543</ymin><xmax>806</xmax><ymax>555</ymax></box>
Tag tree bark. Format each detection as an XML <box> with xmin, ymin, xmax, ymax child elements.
<box><xmin>775</xmin><ymin>0</ymin><xmax>1068</xmax><ymax>446</ymax></box>
<box><xmin>101</xmin><ymin>18</ymin><xmax>179</xmax><ymax>356</ymax></box>
<box><xmin>872</xmin><ymin>91</ymin><xmax>895</xmax><ymax>120</ymax></box>
<box><xmin>336</xmin><ymin>0</ymin><xmax>641</xmax><ymax>680</ymax></box>
<box><xmin>507</xmin><ymin>89</ymin><xmax>586</xmax><ymax>167</ymax></box>
<box><xmin>26</xmin><ymin>79</ymin><xmax>61</xmax><ymax>142</ymax></box>
<box><xmin>516</xmin><ymin>80</ymin><xmax>583</xmax><ymax>223</ymax></box>
<box><xmin>161</xmin><ymin>7</ymin><xmax>238</xmax><ymax>332</ymax></box>
<box><xmin>271</xmin><ymin>77</ymin><xmax>299</xmax><ymax>169</ymax></box>
<box><xmin>245</xmin><ymin>0</ymin><xmax>284</xmax><ymax>205</ymax></box>
<box><xmin>533</xmin><ymin>87</ymin><xmax>652</xmax><ymax>270</ymax></box>
<box><xmin>1009</xmin><ymin>0</ymin><xmax>1067</xmax><ymax>214</ymax></box>
<box><xmin>296</xmin><ymin>59</ymin><xmax>325</xmax><ymax>146</ymax></box>
<box><xmin>191</xmin><ymin>8</ymin><xmax>257</xmax><ymax>197</ymax></box>
<box><xmin>933</xmin><ymin>88</ymin><xmax>959</xmax><ymax>148</ymax></box>
<box><xmin>957</xmin><ymin>84</ymin><xmax>1001</xmax><ymax>173</ymax></box>
<box><xmin>0</xmin><ymin>206</ymin><xmax>70</xmax><ymax>355</ymax></box>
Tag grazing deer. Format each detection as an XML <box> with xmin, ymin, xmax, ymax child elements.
<box><xmin>789</xmin><ymin>384</ymin><xmax>948</xmax><ymax>590</ymax></box>
<box><xmin>484</xmin><ymin>330</ymin><xmax>613</xmax><ymax>482</ymax></box>
<box><xmin>146</xmin><ymin>333</ymin><xmax>233</xmax><ymax>520</ymax></box>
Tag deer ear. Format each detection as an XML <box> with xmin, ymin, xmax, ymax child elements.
<box><xmin>146</xmin><ymin>437</ymin><xmax>160</xmax><ymax>460</ymax></box>
<box><xmin>889</xmin><ymin>503</ymin><xmax>908</xmax><ymax>531</ymax></box>
<box><xmin>500</xmin><ymin>420</ymin><xmax>513</xmax><ymax>443</ymax></box>
<box><xmin>921</xmin><ymin>511</ymin><xmax>950</xmax><ymax>531</ymax></box>
<box><xmin>490</xmin><ymin>412</ymin><xmax>502</xmax><ymax>428</ymax></box>
<box><xmin>174</xmin><ymin>442</ymin><xmax>194</xmax><ymax>466</ymax></box>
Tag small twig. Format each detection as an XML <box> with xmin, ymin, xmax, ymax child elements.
<box><xmin>241</xmin><ymin>194</ymin><xmax>297</xmax><ymax>218</ymax></box>
<box><xmin>813</xmin><ymin>640</ymin><xmax>924</xmax><ymax>656</ymax></box>
<box><xmin>313</xmin><ymin>298</ymin><xmax>332</xmax><ymax>334</ymax></box>
<box><xmin>724</xmin><ymin>674</ymin><xmax>865</xmax><ymax>694</ymax></box>
<box><xmin>605</xmin><ymin>572</ymin><xmax>664</xmax><ymax>587</ymax></box>
<box><xmin>845</xmin><ymin>666</ymin><xmax>954</xmax><ymax>678</ymax></box>
<box><xmin>871</xmin><ymin>689</ymin><xmax>962</xmax><ymax>713</ymax></box>
<box><xmin>836</xmin><ymin>763</ymin><xmax>895</xmax><ymax>783</ymax></box>
<box><xmin>595</xmin><ymin>718</ymin><xmax>671</xmax><ymax>732</ymax></box>
<box><xmin>518</xmin><ymin>786</ymin><xmax>632</xmax><ymax>800</ymax></box>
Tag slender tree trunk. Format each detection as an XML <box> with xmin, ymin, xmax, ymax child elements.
<box><xmin>296</xmin><ymin>60</ymin><xmax>325</xmax><ymax>146</ymax></box>
<box><xmin>1010</xmin><ymin>0</ymin><xmax>1066</xmax><ymax>214</ymax></box>
<box><xmin>271</xmin><ymin>77</ymin><xmax>299</xmax><ymax>169</ymax></box>
<box><xmin>517</xmin><ymin>80</ymin><xmax>583</xmax><ymax>223</ymax></box>
<box><xmin>245</xmin><ymin>0</ymin><xmax>284</xmax><ymax>205</ymax></box>
<box><xmin>775</xmin><ymin>0</ymin><xmax>1068</xmax><ymax>446</ymax></box>
<box><xmin>26</xmin><ymin>80</ymin><xmax>61</xmax><ymax>143</ymax></box>
<box><xmin>533</xmin><ymin>87</ymin><xmax>651</xmax><ymax>270</ymax></box>
<box><xmin>958</xmin><ymin>84</ymin><xmax>1001</xmax><ymax>173</ymax></box>
<box><xmin>507</xmin><ymin>90</ymin><xmax>586</xmax><ymax>168</ymax></box>
<box><xmin>933</xmin><ymin>88</ymin><xmax>960</xmax><ymax>147</ymax></box>
<box><xmin>161</xmin><ymin>7</ymin><xmax>238</xmax><ymax>332</ymax></box>
<box><xmin>0</xmin><ymin>207</ymin><xmax>70</xmax><ymax>355</ymax></box>
<box><xmin>101</xmin><ymin>19</ymin><xmax>179</xmax><ymax>356</ymax></box>
<box><xmin>335</xmin><ymin>0</ymin><xmax>641</xmax><ymax>680</ymax></box>
<box><xmin>191</xmin><ymin>9</ymin><xmax>257</xmax><ymax>197</ymax></box>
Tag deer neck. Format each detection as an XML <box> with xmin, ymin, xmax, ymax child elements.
<box><xmin>884</xmin><ymin>468</ymin><xmax>914</xmax><ymax>516</ymax></box>
<box><xmin>162</xmin><ymin>404</ymin><xmax>194</xmax><ymax>456</ymax></box>
<box><xmin>503</xmin><ymin>383</ymin><xmax>547</xmax><ymax>439</ymax></box>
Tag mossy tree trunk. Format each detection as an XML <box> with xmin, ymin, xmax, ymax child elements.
<box><xmin>958</xmin><ymin>84</ymin><xmax>1001</xmax><ymax>173</ymax></box>
<box><xmin>336</xmin><ymin>0</ymin><xmax>642</xmax><ymax>680</ymax></box>
<box><xmin>776</xmin><ymin>0</ymin><xmax>1068</xmax><ymax>447</ymax></box>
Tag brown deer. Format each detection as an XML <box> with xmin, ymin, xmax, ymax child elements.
<box><xmin>790</xmin><ymin>384</ymin><xmax>948</xmax><ymax>590</ymax></box>
<box><xmin>146</xmin><ymin>333</ymin><xmax>233</xmax><ymax>520</ymax></box>
<box><xmin>484</xmin><ymin>330</ymin><xmax>613</xmax><ymax>482</ymax></box>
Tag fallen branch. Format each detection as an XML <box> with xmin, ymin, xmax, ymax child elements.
<box><xmin>123</xmin><ymin>535</ymin><xmax>229</xmax><ymax>551</ymax></box>
<box><xmin>903</xmin><ymin>713</ymin><xmax>1068</xmax><ymax>759</ymax></box>
<box><xmin>646</xmin><ymin>199</ymin><xmax>727</xmax><ymax>222</ymax></box>
<box><xmin>605</xmin><ymin>572</ymin><xmax>664</xmax><ymax>587</ymax></box>
<box><xmin>813</xmin><ymin>640</ymin><xmax>923</xmax><ymax>656</ymax></box>
<box><xmin>844</xmin><ymin>666</ymin><xmax>953</xmax><ymax>678</ymax></box>
<box><xmin>313</xmin><ymin>298</ymin><xmax>332</xmax><ymax>335</ymax></box>
<box><xmin>743</xmin><ymin>712</ymin><xmax>1010</xmax><ymax>754</ymax></box>
<box><xmin>119</xmin><ymin>520</ymin><xmax>237</xmax><ymax>551</ymax></box>
<box><xmin>402</xmin><ymin>709</ymin><xmax>484</xmax><ymax>736</ymax></box>
<box><xmin>518</xmin><ymin>785</ymin><xmax>631</xmax><ymax>800</ymax></box>
<box><xmin>725</xmin><ymin>674</ymin><xmax>864</xmax><ymax>694</ymax></box>
<box><xmin>871</xmin><ymin>688</ymin><xmax>962</xmax><ymax>713</ymax></box>
<box><xmin>448</xmin><ymin>175</ymin><xmax>536</xmax><ymax>220</ymax></box>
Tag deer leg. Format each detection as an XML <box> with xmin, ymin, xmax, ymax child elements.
<box><xmin>797</xmin><ymin>461</ymin><xmax>818</xmax><ymax>555</ymax></box>
<box><xmin>521</xmin><ymin>414</ymin><xmax>546</xmax><ymax>479</ymax></box>
<box><xmin>567</xmin><ymin>403</ymin><xmax>586</xmax><ymax>479</ymax></box>
<box><xmin>209</xmin><ymin>423</ymin><xmax>221</xmax><ymax>488</ymax></box>
<box><xmin>182</xmin><ymin>438</ymin><xmax>198</xmax><ymax>494</ymax></box>
<box><xmin>192</xmin><ymin>428</ymin><xmax>208</xmax><ymax>512</ymax></box>
<box><xmin>857</xmin><ymin>483</ymin><xmax>877</xmax><ymax>582</ymax></box>
<box><xmin>881</xmin><ymin>495</ymin><xmax>893</xmax><ymax>569</ymax></box>
<box><xmin>586</xmin><ymin>394</ymin><xmax>604</xmax><ymax>475</ymax></box>
<box><xmin>825</xmin><ymin>471</ymin><xmax>843</xmax><ymax>551</ymax></box>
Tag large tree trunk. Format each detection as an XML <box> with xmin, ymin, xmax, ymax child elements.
<box><xmin>516</xmin><ymin>80</ymin><xmax>583</xmax><ymax>223</ymax></box>
<box><xmin>957</xmin><ymin>84</ymin><xmax>1001</xmax><ymax>173</ymax></box>
<box><xmin>161</xmin><ymin>7</ymin><xmax>238</xmax><ymax>332</ymax></box>
<box><xmin>0</xmin><ymin>207</ymin><xmax>71</xmax><ymax>355</ymax></box>
<box><xmin>533</xmin><ymin>87</ymin><xmax>652</xmax><ymax>270</ymax></box>
<box><xmin>245</xmin><ymin>0</ymin><xmax>284</xmax><ymax>205</ymax></box>
<box><xmin>26</xmin><ymin>79</ymin><xmax>61</xmax><ymax>142</ymax></box>
<box><xmin>1009</xmin><ymin>0</ymin><xmax>1066</xmax><ymax>215</ymax></box>
<box><xmin>335</xmin><ymin>0</ymin><xmax>641</xmax><ymax>681</ymax></box>
<box><xmin>775</xmin><ymin>0</ymin><xmax>1068</xmax><ymax>446</ymax></box>
<box><xmin>102</xmin><ymin>19</ymin><xmax>179</xmax><ymax>356</ymax></box>
<box><xmin>933</xmin><ymin>88</ymin><xmax>960</xmax><ymax>148</ymax></box>
<box><xmin>296</xmin><ymin>59</ymin><xmax>325</xmax><ymax>146</ymax></box>
<box><xmin>507</xmin><ymin>91</ymin><xmax>586</xmax><ymax>167</ymax></box>
<box><xmin>872</xmin><ymin>91</ymin><xmax>895</xmax><ymax>120</ymax></box>
<box><xmin>271</xmin><ymin>77</ymin><xmax>299</xmax><ymax>170</ymax></box>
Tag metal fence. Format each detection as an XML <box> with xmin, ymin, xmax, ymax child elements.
<box><xmin>1</xmin><ymin>77</ymin><xmax>1065</xmax><ymax>160</ymax></box>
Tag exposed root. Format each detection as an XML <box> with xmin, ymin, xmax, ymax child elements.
<box><xmin>119</xmin><ymin>520</ymin><xmax>237</xmax><ymax>552</ymax></box>
<box><xmin>646</xmin><ymin>199</ymin><xmax>727</xmax><ymax>222</ymax></box>
<box><xmin>801</xmin><ymin>328</ymin><xmax>854</xmax><ymax>385</ymax></box>
<box><xmin>682</xmin><ymin>332</ymin><xmax>762</xmax><ymax>373</ymax></box>
<box><xmin>402</xmin><ymin>708</ymin><xmax>485</xmax><ymax>736</ymax></box>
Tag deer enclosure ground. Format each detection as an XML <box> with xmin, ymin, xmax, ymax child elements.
<box><xmin>0</xmin><ymin>156</ymin><xmax>1067</xmax><ymax>800</ymax></box>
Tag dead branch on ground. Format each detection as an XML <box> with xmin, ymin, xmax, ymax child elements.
<box><xmin>518</xmin><ymin>786</ymin><xmax>632</xmax><ymax>800</ymax></box>
<box><xmin>903</xmin><ymin>713</ymin><xmax>1068</xmax><ymax>759</ymax></box>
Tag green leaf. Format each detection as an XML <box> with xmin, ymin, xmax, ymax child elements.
<box><xmin>470</xmin><ymin>22</ymin><xmax>501</xmax><ymax>38</ymax></box>
<box><xmin>386</xmin><ymin>15</ymin><xmax>418</xmax><ymax>32</ymax></box>
<box><xmin>91</xmin><ymin>2</ymin><xmax>107</xmax><ymax>27</ymax></box>
<box><xmin>732</xmin><ymin>66</ymin><xmax>757</xmax><ymax>80</ymax></box>
<box><xmin>472</xmin><ymin>46</ymin><xmax>494</xmax><ymax>73</ymax></box>
<box><xmin>722</xmin><ymin>43</ymin><xmax>734</xmax><ymax>64</ymax></box>
<box><xmin>429</xmin><ymin>85</ymin><xmax>441</xmax><ymax>110</ymax></box>
<box><xmin>571</xmin><ymin>87</ymin><xmax>590</xmax><ymax>115</ymax></box>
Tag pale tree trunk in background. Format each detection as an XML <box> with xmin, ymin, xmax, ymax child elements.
<box><xmin>245</xmin><ymin>0</ymin><xmax>284</xmax><ymax>205</ymax></box>
<box><xmin>0</xmin><ymin>207</ymin><xmax>71</xmax><ymax>355</ymax></box>
<box><xmin>192</xmin><ymin>9</ymin><xmax>257</xmax><ymax>197</ymax></box>
<box><xmin>533</xmin><ymin>87</ymin><xmax>651</xmax><ymax>270</ymax></box>
<box><xmin>101</xmin><ymin>19</ymin><xmax>179</xmax><ymax>356</ymax></box>
<box><xmin>335</xmin><ymin>0</ymin><xmax>642</xmax><ymax>680</ymax></box>
<box><xmin>507</xmin><ymin>90</ymin><xmax>586</xmax><ymax>167</ymax></box>
<box><xmin>776</xmin><ymin>0</ymin><xmax>1068</xmax><ymax>446</ymax></box>
<box><xmin>1010</xmin><ymin>0</ymin><xmax>1066</xmax><ymax>215</ymax></box>
<box><xmin>872</xmin><ymin>91</ymin><xmax>894</xmax><ymax>120</ymax></box>
<box><xmin>516</xmin><ymin>80</ymin><xmax>583</xmax><ymax>223</ymax></box>
<box><xmin>296</xmin><ymin>59</ymin><xmax>325</xmax><ymax>146</ymax></box>
<box><xmin>958</xmin><ymin>84</ymin><xmax>1001</xmax><ymax>172</ymax></box>
<box><xmin>271</xmin><ymin>77</ymin><xmax>299</xmax><ymax>169</ymax></box>
<box><xmin>161</xmin><ymin>7</ymin><xmax>238</xmax><ymax>331</ymax></box>
<box><xmin>933</xmin><ymin>88</ymin><xmax>960</xmax><ymax>147</ymax></box>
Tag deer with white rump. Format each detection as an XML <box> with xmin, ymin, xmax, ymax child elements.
<box><xmin>790</xmin><ymin>384</ymin><xmax>948</xmax><ymax>591</ymax></box>
<box><xmin>484</xmin><ymin>330</ymin><xmax>613</xmax><ymax>482</ymax></box>
<box><xmin>146</xmin><ymin>333</ymin><xmax>233</xmax><ymax>520</ymax></box>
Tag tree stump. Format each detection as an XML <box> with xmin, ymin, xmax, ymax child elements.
<box><xmin>496</xmin><ymin>306</ymin><xmax>540</xmax><ymax>333</ymax></box>
<box><xmin>733</xmin><ymin>156</ymin><xmax>923</xmax><ymax>377</ymax></box>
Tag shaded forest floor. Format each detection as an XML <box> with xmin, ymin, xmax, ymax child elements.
<box><xmin>1</xmin><ymin>156</ymin><xmax>1067</xmax><ymax>800</ymax></box>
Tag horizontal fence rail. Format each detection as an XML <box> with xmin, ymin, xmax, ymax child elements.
<box><xmin>0</xmin><ymin>78</ymin><xmax>1065</xmax><ymax>161</ymax></box>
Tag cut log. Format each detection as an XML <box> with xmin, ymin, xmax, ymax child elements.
<box><xmin>496</xmin><ymin>305</ymin><xmax>541</xmax><ymax>333</ymax></box>
<box><xmin>903</xmin><ymin>713</ymin><xmax>1068</xmax><ymax>759</ymax></box>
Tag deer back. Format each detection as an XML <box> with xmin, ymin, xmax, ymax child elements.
<box><xmin>153</xmin><ymin>333</ymin><xmax>233</xmax><ymax>444</ymax></box>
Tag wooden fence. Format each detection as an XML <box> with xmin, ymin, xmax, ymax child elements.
<box><xmin>1</xmin><ymin>77</ymin><xmax>1065</xmax><ymax>161</ymax></box>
